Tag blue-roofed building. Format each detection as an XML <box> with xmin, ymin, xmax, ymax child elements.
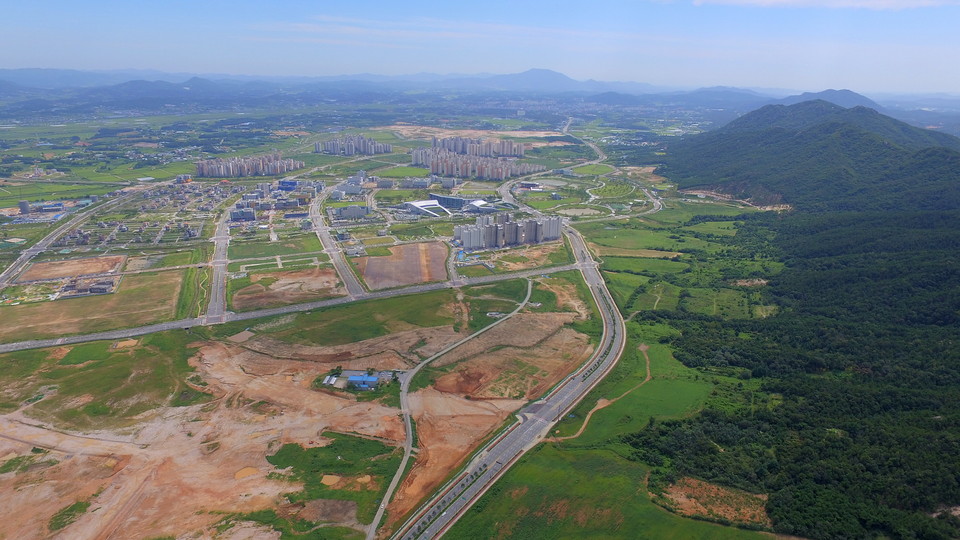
<box><xmin>347</xmin><ymin>375</ymin><xmax>380</xmax><ymax>390</ymax></box>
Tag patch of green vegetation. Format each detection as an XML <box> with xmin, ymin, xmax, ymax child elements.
<box><xmin>360</xmin><ymin>247</ymin><xmax>392</xmax><ymax>257</ymax></box>
<box><xmin>592</xmin><ymin>181</ymin><xmax>635</xmax><ymax>199</ymax></box>
<box><xmin>246</xmin><ymin>290</ymin><xmax>455</xmax><ymax>346</ymax></box>
<box><xmin>228</xmin><ymin>234</ymin><xmax>323</xmax><ymax>259</ymax></box>
<box><xmin>175</xmin><ymin>266</ymin><xmax>208</xmax><ymax>319</ymax></box>
<box><xmin>3</xmin><ymin>330</ymin><xmax>210</xmax><ymax>429</ymax></box>
<box><xmin>375</xmin><ymin>166</ymin><xmax>430</xmax><ymax>178</ymax></box>
<box><xmin>48</xmin><ymin>500</ymin><xmax>91</xmax><ymax>532</ymax></box>
<box><xmin>267</xmin><ymin>432</ymin><xmax>401</xmax><ymax>524</ymax></box>
<box><xmin>464</xmin><ymin>278</ymin><xmax>527</xmax><ymax>302</ymax></box>
<box><xmin>457</xmin><ymin>264</ymin><xmax>493</xmax><ymax>277</ymax></box>
<box><xmin>573</xmin><ymin>163</ymin><xmax>615</xmax><ymax>175</ymax></box>
<box><xmin>465</xmin><ymin>298</ymin><xmax>518</xmax><ymax>332</ymax></box>
<box><xmin>603</xmin><ymin>256</ymin><xmax>688</xmax><ymax>274</ymax></box>
<box><xmin>220</xmin><ymin>510</ymin><xmax>363</xmax><ymax>540</ymax></box>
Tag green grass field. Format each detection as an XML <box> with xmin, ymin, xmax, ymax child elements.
<box><xmin>602</xmin><ymin>257</ymin><xmax>688</xmax><ymax>274</ymax></box>
<box><xmin>211</xmin><ymin>289</ymin><xmax>455</xmax><ymax>346</ymax></box>
<box><xmin>0</xmin><ymin>181</ymin><xmax>118</xmax><ymax>209</ymax></box>
<box><xmin>448</xmin><ymin>324</ymin><xmax>763</xmax><ymax>540</ymax></box>
<box><xmin>227</xmin><ymin>234</ymin><xmax>323</xmax><ymax>259</ymax></box>
<box><xmin>576</xmin><ymin>220</ymin><xmax>722</xmax><ymax>253</ymax></box>
<box><xmin>0</xmin><ymin>331</ymin><xmax>208</xmax><ymax>428</ymax></box>
<box><xmin>375</xmin><ymin>166</ymin><xmax>430</xmax><ymax>178</ymax></box>
<box><xmin>267</xmin><ymin>432</ymin><xmax>402</xmax><ymax>525</ymax></box>
<box><xmin>572</xmin><ymin>163</ymin><xmax>615</xmax><ymax>175</ymax></box>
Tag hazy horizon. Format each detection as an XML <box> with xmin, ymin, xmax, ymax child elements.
<box><xmin>2</xmin><ymin>0</ymin><xmax>959</xmax><ymax>93</ymax></box>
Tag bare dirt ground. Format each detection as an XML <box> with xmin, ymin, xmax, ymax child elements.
<box><xmin>587</xmin><ymin>242</ymin><xmax>682</xmax><ymax>259</ymax></box>
<box><xmin>0</xmin><ymin>333</ymin><xmax>422</xmax><ymax>540</ymax></box>
<box><xmin>482</xmin><ymin>242</ymin><xmax>564</xmax><ymax>272</ymax></box>
<box><xmin>660</xmin><ymin>476</ymin><xmax>771</xmax><ymax>529</ymax></box>
<box><xmin>240</xmin><ymin>325</ymin><xmax>465</xmax><ymax>371</ymax></box>
<box><xmin>0</xmin><ymin>272</ymin><xmax>182</xmax><ymax>343</ymax></box>
<box><xmin>232</xmin><ymin>266</ymin><xmax>345</xmax><ymax>311</ymax></box>
<box><xmin>433</xmin><ymin>312</ymin><xmax>592</xmax><ymax>399</ymax></box>
<box><xmin>354</xmin><ymin>241</ymin><xmax>447</xmax><ymax>290</ymax></box>
<box><xmin>372</xmin><ymin>125</ymin><xmax>562</xmax><ymax>142</ymax></box>
<box><xmin>386</xmin><ymin>278</ymin><xmax>596</xmax><ymax>524</ymax></box>
<box><xmin>621</xmin><ymin>166</ymin><xmax>668</xmax><ymax>184</ymax></box>
<box><xmin>388</xmin><ymin>389</ymin><xmax>526</xmax><ymax>523</ymax></box>
<box><xmin>18</xmin><ymin>255</ymin><xmax>126</xmax><ymax>281</ymax></box>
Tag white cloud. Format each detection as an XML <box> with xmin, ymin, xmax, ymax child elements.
<box><xmin>693</xmin><ymin>0</ymin><xmax>960</xmax><ymax>8</ymax></box>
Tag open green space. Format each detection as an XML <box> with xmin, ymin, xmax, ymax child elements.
<box><xmin>228</xmin><ymin>234</ymin><xmax>323</xmax><ymax>259</ymax></box>
<box><xmin>375</xmin><ymin>166</ymin><xmax>430</xmax><ymax>178</ymax></box>
<box><xmin>267</xmin><ymin>432</ymin><xmax>402</xmax><ymax>525</ymax></box>
<box><xmin>0</xmin><ymin>331</ymin><xmax>209</xmax><ymax>428</ymax></box>
<box><xmin>577</xmin><ymin>220</ymin><xmax>721</xmax><ymax>253</ymax></box>
<box><xmin>0</xmin><ymin>181</ymin><xmax>117</xmax><ymax>208</ymax></box>
<box><xmin>449</xmin><ymin>324</ymin><xmax>763</xmax><ymax>540</ymax></box>
<box><xmin>373</xmin><ymin>189</ymin><xmax>429</xmax><ymax>204</ymax></box>
<box><xmin>209</xmin><ymin>289</ymin><xmax>455</xmax><ymax>346</ymax></box>
<box><xmin>602</xmin><ymin>256</ymin><xmax>688</xmax><ymax>274</ymax></box>
<box><xmin>573</xmin><ymin>163</ymin><xmax>615</xmax><ymax>175</ymax></box>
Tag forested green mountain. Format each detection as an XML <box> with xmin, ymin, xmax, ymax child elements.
<box><xmin>626</xmin><ymin>99</ymin><xmax>960</xmax><ymax>539</ymax></box>
<box><xmin>659</xmin><ymin>100</ymin><xmax>960</xmax><ymax>210</ymax></box>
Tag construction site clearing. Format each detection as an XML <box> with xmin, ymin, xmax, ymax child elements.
<box><xmin>0</xmin><ymin>276</ymin><xmax>596</xmax><ymax>539</ymax></box>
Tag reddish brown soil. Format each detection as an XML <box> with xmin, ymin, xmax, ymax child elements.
<box><xmin>354</xmin><ymin>241</ymin><xmax>447</xmax><ymax>290</ymax></box>
<box><xmin>387</xmin><ymin>389</ymin><xmax>525</xmax><ymax>523</ymax></box>
<box><xmin>240</xmin><ymin>325</ymin><xmax>465</xmax><ymax>371</ymax></box>
<box><xmin>232</xmin><ymin>266</ymin><xmax>345</xmax><ymax>310</ymax></box>
<box><xmin>484</xmin><ymin>242</ymin><xmax>564</xmax><ymax>272</ymax></box>
<box><xmin>0</xmin><ymin>335</ymin><xmax>418</xmax><ymax>540</ymax></box>
<box><xmin>661</xmin><ymin>476</ymin><xmax>771</xmax><ymax>528</ymax></box>
<box><xmin>18</xmin><ymin>255</ymin><xmax>126</xmax><ymax>281</ymax></box>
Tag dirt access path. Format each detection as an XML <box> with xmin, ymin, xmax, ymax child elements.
<box><xmin>549</xmin><ymin>343</ymin><xmax>652</xmax><ymax>442</ymax></box>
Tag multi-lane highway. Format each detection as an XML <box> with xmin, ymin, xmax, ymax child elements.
<box><xmin>390</xmin><ymin>226</ymin><xmax>626</xmax><ymax>540</ymax></box>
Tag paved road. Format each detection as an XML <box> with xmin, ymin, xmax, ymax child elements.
<box><xmin>203</xmin><ymin>212</ymin><xmax>231</xmax><ymax>324</ymax></box>
<box><xmin>310</xmin><ymin>187</ymin><xmax>366</xmax><ymax>297</ymax></box>
<box><xmin>366</xmin><ymin>279</ymin><xmax>534</xmax><ymax>540</ymax></box>
<box><xmin>0</xmin><ymin>261</ymin><xmax>580</xmax><ymax>354</ymax></box>
<box><xmin>390</xmin><ymin>226</ymin><xmax>626</xmax><ymax>540</ymax></box>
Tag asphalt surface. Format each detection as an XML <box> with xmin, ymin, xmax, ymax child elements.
<box><xmin>366</xmin><ymin>279</ymin><xmax>534</xmax><ymax>540</ymax></box>
<box><xmin>390</xmin><ymin>227</ymin><xmax>626</xmax><ymax>540</ymax></box>
<box><xmin>203</xmin><ymin>212</ymin><xmax>231</xmax><ymax>324</ymax></box>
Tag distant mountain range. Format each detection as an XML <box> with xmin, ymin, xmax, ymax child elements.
<box><xmin>2</xmin><ymin>67</ymin><xmax>960</xmax><ymax>135</ymax></box>
<box><xmin>658</xmin><ymin>100</ymin><xmax>960</xmax><ymax>211</ymax></box>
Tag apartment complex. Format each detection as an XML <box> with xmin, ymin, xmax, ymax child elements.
<box><xmin>195</xmin><ymin>153</ymin><xmax>304</xmax><ymax>178</ymax></box>
<box><xmin>317</xmin><ymin>135</ymin><xmax>392</xmax><ymax>156</ymax></box>
<box><xmin>454</xmin><ymin>213</ymin><xmax>562</xmax><ymax>250</ymax></box>
<box><xmin>431</xmin><ymin>136</ymin><xmax>524</xmax><ymax>158</ymax></box>
<box><xmin>411</xmin><ymin>148</ymin><xmax>545</xmax><ymax>180</ymax></box>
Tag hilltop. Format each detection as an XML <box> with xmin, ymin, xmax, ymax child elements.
<box><xmin>658</xmin><ymin>100</ymin><xmax>960</xmax><ymax>210</ymax></box>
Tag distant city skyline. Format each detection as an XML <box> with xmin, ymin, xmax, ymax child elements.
<box><xmin>2</xmin><ymin>0</ymin><xmax>959</xmax><ymax>93</ymax></box>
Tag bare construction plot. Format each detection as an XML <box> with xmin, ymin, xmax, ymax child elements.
<box><xmin>18</xmin><ymin>255</ymin><xmax>126</xmax><ymax>282</ymax></box>
<box><xmin>353</xmin><ymin>241</ymin><xmax>447</xmax><ymax>290</ymax></box>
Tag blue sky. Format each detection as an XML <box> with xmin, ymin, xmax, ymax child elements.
<box><xmin>2</xmin><ymin>0</ymin><xmax>959</xmax><ymax>93</ymax></box>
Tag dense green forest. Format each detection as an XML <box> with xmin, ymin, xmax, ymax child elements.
<box><xmin>622</xmin><ymin>209</ymin><xmax>960</xmax><ymax>538</ymax></box>
<box><xmin>659</xmin><ymin>101</ymin><xmax>960</xmax><ymax>211</ymax></box>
